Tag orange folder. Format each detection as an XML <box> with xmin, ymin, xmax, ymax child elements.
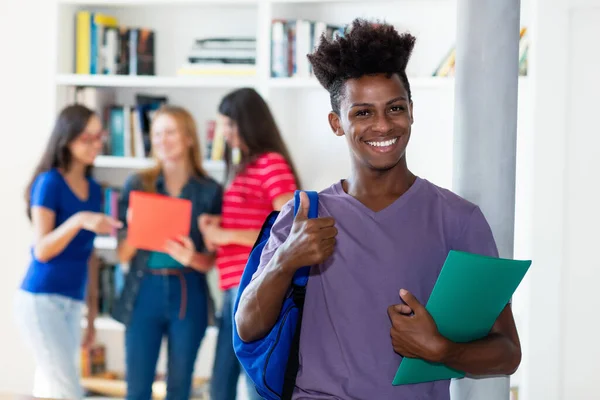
<box><xmin>127</xmin><ymin>191</ymin><xmax>192</xmax><ymax>252</ymax></box>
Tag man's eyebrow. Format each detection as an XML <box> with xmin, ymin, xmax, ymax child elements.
<box><xmin>350</xmin><ymin>96</ymin><xmax>407</xmax><ymax>108</ymax></box>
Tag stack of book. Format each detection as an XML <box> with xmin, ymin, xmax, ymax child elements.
<box><xmin>271</xmin><ymin>19</ymin><xmax>344</xmax><ymax>78</ymax></box>
<box><xmin>177</xmin><ymin>37</ymin><xmax>256</xmax><ymax>76</ymax></box>
<box><xmin>75</xmin><ymin>11</ymin><xmax>155</xmax><ymax>76</ymax></box>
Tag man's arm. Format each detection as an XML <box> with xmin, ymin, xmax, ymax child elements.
<box><xmin>438</xmin><ymin>305</ymin><xmax>521</xmax><ymax>375</ymax></box>
<box><xmin>389</xmin><ymin>290</ymin><xmax>521</xmax><ymax>376</ymax></box>
<box><xmin>235</xmin><ymin>192</ymin><xmax>337</xmax><ymax>342</ymax></box>
<box><xmin>235</xmin><ymin>251</ymin><xmax>296</xmax><ymax>342</ymax></box>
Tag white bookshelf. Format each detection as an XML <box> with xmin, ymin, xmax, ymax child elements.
<box><xmin>54</xmin><ymin>0</ymin><xmax>533</xmax><ymax>387</ymax></box>
<box><xmin>94</xmin><ymin>155</ymin><xmax>225</xmax><ymax>170</ymax></box>
<box><xmin>94</xmin><ymin>155</ymin><xmax>155</xmax><ymax>168</ymax></box>
<box><xmin>94</xmin><ymin>235</ymin><xmax>117</xmax><ymax>250</ymax></box>
<box><xmin>56</xmin><ymin>73</ymin><xmax>258</xmax><ymax>88</ymax></box>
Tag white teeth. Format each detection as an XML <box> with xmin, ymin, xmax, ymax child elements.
<box><xmin>366</xmin><ymin>138</ymin><xmax>398</xmax><ymax>147</ymax></box>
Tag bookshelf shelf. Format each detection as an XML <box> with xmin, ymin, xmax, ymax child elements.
<box><xmin>56</xmin><ymin>74</ymin><xmax>258</xmax><ymax>89</ymax></box>
<box><xmin>94</xmin><ymin>155</ymin><xmax>155</xmax><ymax>169</ymax></box>
<box><xmin>267</xmin><ymin>77</ymin><xmax>463</xmax><ymax>89</ymax></box>
<box><xmin>268</xmin><ymin>77</ymin><xmax>321</xmax><ymax>88</ymax></box>
<box><xmin>94</xmin><ymin>156</ymin><xmax>226</xmax><ymax>172</ymax></box>
<box><xmin>94</xmin><ymin>236</ymin><xmax>118</xmax><ymax>250</ymax></box>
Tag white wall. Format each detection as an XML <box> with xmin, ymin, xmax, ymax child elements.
<box><xmin>561</xmin><ymin>3</ymin><xmax>600</xmax><ymax>399</ymax></box>
<box><xmin>520</xmin><ymin>0</ymin><xmax>600</xmax><ymax>399</ymax></box>
<box><xmin>0</xmin><ymin>0</ymin><xmax>55</xmax><ymax>392</ymax></box>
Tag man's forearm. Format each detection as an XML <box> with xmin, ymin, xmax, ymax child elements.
<box><xmin>437</xmin><ymin>333</ymin><xmax>521</xmax><ymax>376</ymax></box>
<box><xmin>235</xmin><ymin>251</ymin><xmax>295</xmax><ymax>342</ymax></box>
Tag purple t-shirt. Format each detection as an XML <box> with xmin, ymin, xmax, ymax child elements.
<box><xmin>255</xmin><ymin>177</ymin><xmax>499</xmax><ymax>400</ymax></box>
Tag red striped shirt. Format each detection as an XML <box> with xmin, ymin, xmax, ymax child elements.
<box><xmin>216</xmin><ymin>152</ymin><xmax>298</xmax><ymax>290</ymax></box>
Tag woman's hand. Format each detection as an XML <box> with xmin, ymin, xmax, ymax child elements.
<box><xmin>204</xmin><ymin>224</ymin><xmax>230</xmax><ymax>247</ymax></box>
<box><xmin>81</xmin><ymin>325</ymin><xmax>96</xmax><ymax>349</ymax></box>
<box><xmin>79</xmin><ymin>212</ymin><xmax>123</xmax><ymax>235</ymax></box>
<box><xmin>198</xmin><ymin>214</ymin><xmax>221</xmax><ymax>232</ymax></box>
<box><xmin>165</xmin><ymin>235</ymin><xmax>196</xmax><ymax>266</ymax></box>
<box><xmin>198</xmin><ymin>214</ymin><xmax>223</xmax><ymax>251</ymax></box>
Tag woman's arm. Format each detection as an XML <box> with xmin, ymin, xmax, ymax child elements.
<box><xmin>82</xmin><ymin>253</ymin><xmax>100</xmax><ymax>348</ymax></box>
<box><xmin>117</xmin><ymin>238</ymin><xmax>137</xmax><ymax>263</ymax></box>
<box><xmin>190</xmin><ymin>251</ymin><xmax>216</xmax><ymax>272</ymax></box>
<box><xmin>32</xmin><ymin>207</ymin><xmax>84</xmax><ymax>263</ymax></box>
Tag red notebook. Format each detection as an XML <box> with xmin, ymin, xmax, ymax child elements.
<box><xmin>127</xmin><ymin>191</ymin><xmax>192</xmax><ymax>252</ymax></box>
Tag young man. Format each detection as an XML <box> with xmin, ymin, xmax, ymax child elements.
<box><xmin>235</xmin><ymin>19</ymin><xmax>521</xmax><ymax>399</ymax></box>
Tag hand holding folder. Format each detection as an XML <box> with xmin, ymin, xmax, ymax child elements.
<box><xmin>126</xmin><ymin>191</ymin><xmax>193</xmax><ymax>252</ymax></box>
<box><xmin>392</xmin><ymin>250</ymin><xmax>531</xmax><ymax>385</ymax></box>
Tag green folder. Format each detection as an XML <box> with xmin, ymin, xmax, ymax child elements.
<box><xmin>392</xmin><ymin>250</ymin><xmax>531</xmax><ymax>385</ymax></box>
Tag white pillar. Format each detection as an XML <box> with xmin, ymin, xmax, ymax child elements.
<box><xmin>450</xmin><ymin>0</ymin><xmax>521</xmax><ymax>399</ymax></box>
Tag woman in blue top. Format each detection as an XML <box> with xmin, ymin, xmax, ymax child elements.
<box><xmin>112</xmin><ymin>105</ymin><xmax>222</xmax><ymax>400</ymax></box>
<box><xmin>15</xmin><ymin>104</ymin><xmax>122</xmax><ymax>400</ymax></box>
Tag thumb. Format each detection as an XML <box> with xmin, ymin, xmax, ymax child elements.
<box><xmin>294</xmin><ymin>191</ymin><xmax>310</xmax><ymax>222</ymax></box>
<box><xmin>399</xmin><ymin>289</ymin><xmax>423</xmax><ymax>312</ymax></box>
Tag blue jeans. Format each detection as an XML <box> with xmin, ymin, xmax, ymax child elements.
<box><xmin>210</xmin><ymin>287</ymin><xmax>262</xmax><ymax>400</ymax></box>
<box><xmin>125</xmin><ymin>270</ymin><xmax>208</xmax><ymax>400</ymax></box>
<box><xmin>14</xmin><ymin>290</ymin><xmax>84</xmax><ymax>400</ymax></box>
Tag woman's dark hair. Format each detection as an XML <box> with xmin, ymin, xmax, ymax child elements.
<box><xmin>307</xmin><ymin>18</ymin><xmax>416</xmax><ymax>114</ymax></box>
<box><xmin>25</xmin><ymin>104</ymin><xmax>95</xmax><ymax>219</ymax></box>
<box><xmin>218</xmin><ymin>87</ymin><xmax>302</xmax><ymax>189</ymax></box>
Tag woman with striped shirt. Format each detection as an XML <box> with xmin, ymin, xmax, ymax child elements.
<box><xmin>199</xmin><ymin>88</ymin><xmax>300</xmax><ymax>400</ymax></box>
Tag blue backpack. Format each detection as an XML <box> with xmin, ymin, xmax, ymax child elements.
<box><xmin>232</xmin><ymin>190</ymin><xmax>319</xmax><ymax>400</ymax></box>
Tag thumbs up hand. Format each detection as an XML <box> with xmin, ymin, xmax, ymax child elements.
<box><xmin>278</xmin><ymin>192</ymin><xmax>338</xmax><ymax>273</ymax></box>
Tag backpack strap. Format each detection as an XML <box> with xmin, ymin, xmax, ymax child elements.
<box><xmin>282</xmin><ymin>190</ymin><xmax>318</xmax><ymax>400</ymax></box>
<box><xmin>291</xmin><ymin>190</ymin><xmax>319</xmax><ymax>288</ymax></box>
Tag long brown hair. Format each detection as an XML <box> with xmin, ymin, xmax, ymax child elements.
<box><xmin>217</xmin><ymin>88</ymin><xmax>302</xmax><ymax>189</ymax></box>
<box><xmin>25</xmin><ymin>104</ymin><xmax>95</xmax><ymax>220</ymax></box>
<box><xmin>140</xmin><ymin>105</ymin><xmax>207</xmax><ymax>192</ymax></box>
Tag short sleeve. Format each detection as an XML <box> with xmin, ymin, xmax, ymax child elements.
<box><xmin>258</xmin><ymin>153</ymin><xmax>298</xmax><ymax>203</ymax></box>
<box><xmin>454</xmin><ymin>206</ymin><xmax>499</xmax><ymax>258</ymax></box>
<box><xmin>89</xmin><ymin>179</ymin><xmax>103</xmax><ymax>213</ymax></box>
<box><xmin>251</xmin><ymin>199</ymin><xmax>295</xmax><ymax>281</ymax></box>
<box><xmin>30</xmin><ymin>171</ymin><xmax>61</xmax><ymax>212</ymax></box>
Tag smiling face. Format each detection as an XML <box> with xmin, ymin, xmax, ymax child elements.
<box><xmin>68</xmin><ymin>114</ymin><xmax>105</xmax><ymax>166</ymax></box>
<box><xmin>328</xmin><ymin>73</ymin><xmax>413</xmax><ymax>171</ymax></box>
<box><xmin>151</xmin><ymin>113</ymin><xmax>192</xmax><ymax>163</ymax></box>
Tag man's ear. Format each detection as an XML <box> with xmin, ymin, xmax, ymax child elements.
<box><xmin>328</xmin><ymin>112</ymin><xmax>344</xmax><ymax>137</ymax></box>
<box><xmin>409</xmin><ymin>101</ymin><xmax>414</xmax><ymax>125</ymax></box>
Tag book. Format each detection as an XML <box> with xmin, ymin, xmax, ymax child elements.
<box><xmin>393</xmin><ymin>250</ymin><xmax>531</xmax><ymax>385</ymax></box>
<box><xmin>126</xmin><ymin>191</ymin><xmax>192</xmax><ymax>252</ymax></box>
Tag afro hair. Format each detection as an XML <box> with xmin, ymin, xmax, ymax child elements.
<box><xmin>307</xmin><ymin>18</ymin><xmax>416</xmax><ymax>114</ymax></box>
